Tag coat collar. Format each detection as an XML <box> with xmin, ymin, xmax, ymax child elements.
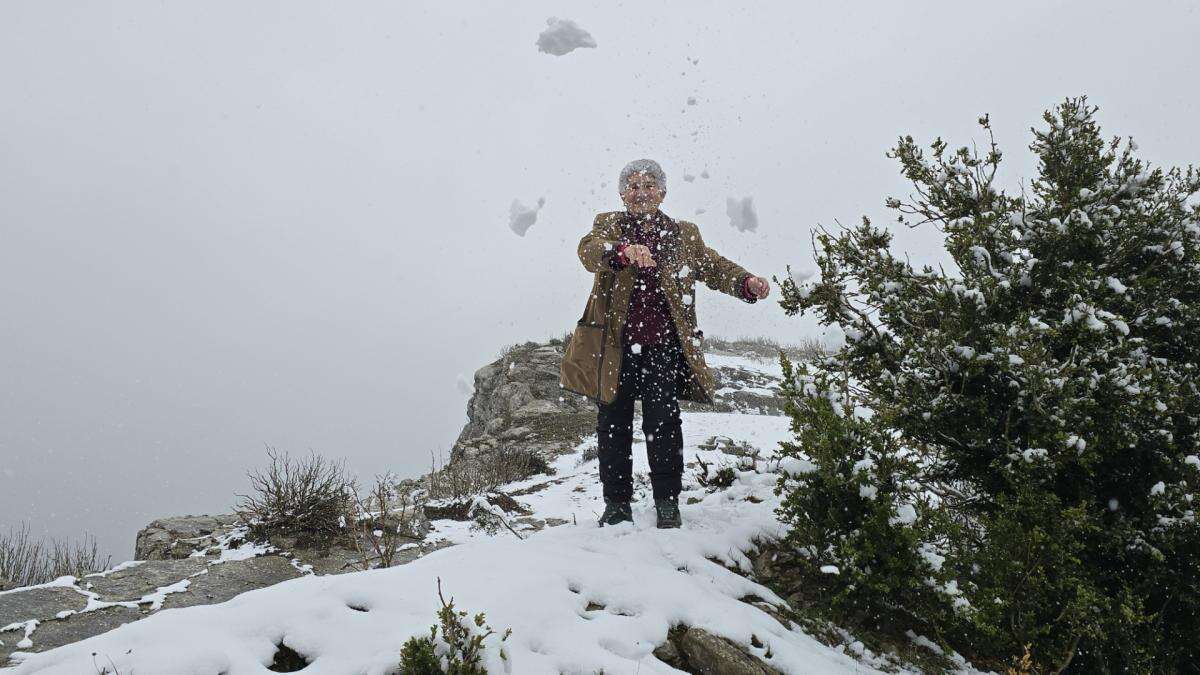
<box><xmin>618</xmin><ymin>208</ymin><xmax>680</xmax><ymax>236</ymax></box>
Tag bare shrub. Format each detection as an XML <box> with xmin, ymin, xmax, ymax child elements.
<box><xmin>425</xmin><ymin>446</ymin><xmax>550</xmax><ymax>502</ymax></box>
<box><xmin>235</xmin><ymin>446</ymin><xmax>354</xmax><ymax>541</ymax></box>
<box><xmin>424</xmin><ymin>448</ymin><xmax>483</xmax><ymax>501</ymax></box>
<box><xmin>0</xmin><ymin>522</ymin><xmax>111</xmax><ymax>588</ymax></box>
<box><xmin>344</xmin><ymin>473</ymin><xmax>425</xmax><ymax>570</ymax></box>
<box><xmin>477</xmin><ymin>446</ymin><xmax>550</xmax><ymax>489</ymax></box>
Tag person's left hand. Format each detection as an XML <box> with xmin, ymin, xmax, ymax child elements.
<box><xmin>747</xmin><ymin>276</ymin><xmax>771</xmax><ymax>299</ymax></box>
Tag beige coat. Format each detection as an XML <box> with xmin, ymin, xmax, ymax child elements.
<box><xmin>559</xmin><ymin>210</ymin><xmax>757</xmax><ymax>405</ymax></box>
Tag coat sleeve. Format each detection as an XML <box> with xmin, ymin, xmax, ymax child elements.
<box><xmin>577</xmin><ymin>212</ymin><xmax>625</xmax><ymax>273</ymax></box>
<box><xmin>687</xmin><ymin>223</ymin><xmax>758</xmax><ymax>303</ymax></box>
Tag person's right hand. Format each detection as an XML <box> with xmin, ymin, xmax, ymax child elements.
<box><xmin>623</xmin><ymin>244</ymin><xmax>656</xmax><ymax>268</ymax></box>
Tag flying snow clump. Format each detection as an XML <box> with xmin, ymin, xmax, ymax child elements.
<box><xmin>536</xmin><ymin>17</ymin><xmax>597</xmax><ymax>56</ymax></box>
<box><xmin>726</xmin><ymin>196</ymin><xmax>758</xmax><ymax>232</ymax></box>
<box><xmin>509</xmin><ymin>197</ymin><xmax>546</xmax><ymax>236</ymax></box>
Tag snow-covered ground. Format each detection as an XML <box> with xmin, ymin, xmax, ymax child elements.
<box><xmin>5</xmin><ymin>409</ymin><xmax>952</xmax><ymax>674</ymax></box>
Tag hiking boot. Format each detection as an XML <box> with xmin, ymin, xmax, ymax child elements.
<box><xmin>654</xmin><ymin>497</ymin><xmax>682</xmax><ymax>529</ymax></box>
<box><xmin>598</xmin><ymin>499</ymin><xmax>633</xmax><ymax>526</ymax></box>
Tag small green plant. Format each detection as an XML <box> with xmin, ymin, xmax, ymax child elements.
<box><xmin>398</xmin><ymin>576</ymin><xmax>512</xmax><ymax>674</ymax></box>
<box><xmin>398</xmin><ymin>635</ymin><xmax>442</xmax><ymax>673</ymax></box>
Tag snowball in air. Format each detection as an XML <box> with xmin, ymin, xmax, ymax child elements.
<box><xmin>726</xmin><ymin>196</ymin><xmax>758</xmax><ymax>232</ymax></box>
<box><xmin>509</xmin><ymin>197</ymin><xmax>545</xmax><ymax>236</ymax></box>
<box><xmin>536</xmin><ymin>17</ymin><xmax>597</xmax><ymax>56</ymax></box>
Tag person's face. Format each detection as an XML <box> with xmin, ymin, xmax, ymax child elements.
<box><xmin>620</xmin><ymin>171</ymin><xmax>665</xmax><ymax>214</ymax></box>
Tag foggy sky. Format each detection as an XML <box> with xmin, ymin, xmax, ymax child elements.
<box><xmin>2</xmin><ymin>1</ymin><xmax>1198</xmax><ymax>559</ymax></box>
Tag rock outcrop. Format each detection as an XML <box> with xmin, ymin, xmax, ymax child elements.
<box><xmin>450</xmin><ymin>340</ymin><xmax>596</xmax><ymax>465</ymax></box>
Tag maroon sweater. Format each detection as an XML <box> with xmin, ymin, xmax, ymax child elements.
<box><xmin>602</xmin><ymin>209</ymin><xmax>756</xmax><ymax>347</ymax></box>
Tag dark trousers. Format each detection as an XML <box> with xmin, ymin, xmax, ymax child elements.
<box><xmin>597</xmin><ymin>339</ymin><xmax>685</xmax><ymax>502</ymax></box>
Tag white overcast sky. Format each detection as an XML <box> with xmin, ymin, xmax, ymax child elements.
<box><xmin>2</xmin><ymin>1</ymin><xmax>1198</xmax><ymax>558</ymax></box>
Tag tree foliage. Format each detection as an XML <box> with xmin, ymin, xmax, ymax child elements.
<box><xmin>774</xmin><ymin>97</ymin><xmax>1200</xmax><ymax>673</ymax></box>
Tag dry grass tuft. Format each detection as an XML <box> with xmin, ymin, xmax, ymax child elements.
<box><xmin>0</xmin><ymin>522</ymin><xmax>111</xmax><ymax>589</ymax></box>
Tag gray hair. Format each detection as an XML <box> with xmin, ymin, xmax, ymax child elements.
<box><xmin>618</xmin><ymin>158</ymin><xmax>666</xmax><ymax>193</ymax></box>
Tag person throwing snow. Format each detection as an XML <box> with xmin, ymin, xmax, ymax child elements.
<box><xmin>559</xmin><ymin>158</ymin><xmax>769</xmax><ymax>528</ymax></box>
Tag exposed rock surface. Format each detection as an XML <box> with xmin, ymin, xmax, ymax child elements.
<box><xmin>134</xmin><ymin>513</ymin><xmax>240</xmax><ymax>560</ymax></box>
<box><xmin>451</xmin><ymin>341</ymin><xmax>596</xmax><ymax>465</ymax></box>
<box><xmin>653</xmin><ymin>624</ymin><xmax>785</xmax><ymax>674</ymax></box>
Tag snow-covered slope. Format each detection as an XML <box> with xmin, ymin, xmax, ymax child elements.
<box><xmin>5</xmin><ymin>396</ymin><xmax>900</xmax><ymax>673</ymax></box>
<box><xmin>7</xmin><ymin>344</ymin><xmax>981</xmax><ymax>674</ymax></box>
